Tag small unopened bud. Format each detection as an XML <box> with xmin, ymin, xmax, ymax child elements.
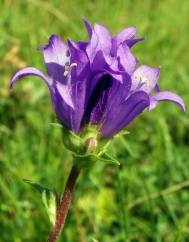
<box><xmin>85</xmin><ymin>137</ymin><xmax>98</xmax><ymax>153</ymax></box>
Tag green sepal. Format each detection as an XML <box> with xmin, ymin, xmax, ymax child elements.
<box><xmin>62</xmin><ymin>125</ymin><xmax>100</xmax><ymax>155</ymax></box>
<box><xmin>62</xmin><ymin>128</ymin><xmax>85</xmax><ymax>154</ymax></box>
<box><xmin>51</xmin><ymin>122</ymin><xmax>126</xmax><ymax>168</ymax></box>
<box><xmin>50</xmin><ymin>122</ymin><xmax>63</xmax><ymax>128</ymax></box>
<box><xmin>98</xmin><ymin>152</ymin><xmax>120</xmax><ymax>165</ymax></box>
<box><xmin>114</xmin><ymin>129</ymin><xmax>130</xmax><ymax>138</ymax></box>
<box><xmin>23</xmin><ymin>179</ymin><xmax>60</xmax><ymax>226</ymax></box>
<box><xmin>73</xmin><ymin>149</ymin><xmax>120</xmax><ymax>169</ymax></box>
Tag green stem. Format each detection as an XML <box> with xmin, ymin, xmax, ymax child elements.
<box><xmin>48</xmin><ymin>165</ymin><xmax>80</xmax><ymax>242</ymax></box>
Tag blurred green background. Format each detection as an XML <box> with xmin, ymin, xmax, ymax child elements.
<box><xmin>0</xmin><ymin>0</ymin><xmax>189</xmax><ymax>241</ymax></box>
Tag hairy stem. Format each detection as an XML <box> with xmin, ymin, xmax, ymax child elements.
<box><xmin>48</xmin><ymin>165</ymin><xmax>80</xmax><ymax>242</ymax></box>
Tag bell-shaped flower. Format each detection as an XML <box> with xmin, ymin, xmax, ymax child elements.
<box><xmin>10</xmin><ymin>20</ymin><xmax>185</xmax><ymax>140</ymax></box>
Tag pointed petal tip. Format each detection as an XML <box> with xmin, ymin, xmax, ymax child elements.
<box><xmin>37</xmin><ymin>34</ymin><xmax>62</xmax><ymax>51</ymax></box>
<box><xmin>124</xmin><ymin>37</ymin><xmax>144</xmax><ymax>48</ymax></box>
<box><xmin>49</xmin><ymin>34</ymin><xmax>63</xmax><ymax>42</ymax></box>
<box><xmin>137</xmin><ymin>64</ymin><xmax>161</xmax><ymax>78</ymax></box>
<box><xmin>180</xmin><ymin>99</ymin><xmax>186</xmax><ymax>112</ymax></box>
<box><xmin>9</xmin><ymin>67</ymin><xmax>51</xmax><ymax>90</ymax></box>
<box><xmin>149</xmin><ymin>91</ymin><xmax>186</xmax><ymax>112</ymax></box>
<box><xmin>130</xmin><ymin>26</ymin><xmax>137</xmax><ymax>34</ymax></box>
<box><xmin>67</xmin><ymin>38</ymin><xmax>77</xmax><ymax>50</ymax></box>
<box><xmin>82</xmin><ymin>18</ymin><xmax>93</xmax><ymax>38</ymax></box>
<box><xmin>115</xmin><ymin>26</ymin><xmax>138</xmax><ymax>45</ymax></box>
<box><xmin>82</xmin><ymin>18</ymin><xmax>90</xmax><ymax>26</ymax></box>
<box><xmin>9</xmin><ymin>82</ymin><xmax>14</xmax><ymax>90</ymax></box>
<box><xmin>94</xmin><ymin>22</ymin><xmax>110</xmax><ymax>33</ymax></box>
<box><xmin>67</xmin><ymin>38</ymin><xmax>72</xmax><ymax>45</ymax></box>
<box><xmin>138</xmin><ymin>37</ymin><xmax>145</xmax><ymax>41</ymax></box>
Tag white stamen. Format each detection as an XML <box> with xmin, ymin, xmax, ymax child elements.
<box><xmin>63</xmin><ymin>70</ymin><xmax>69</xmax><ymax>76</ymax></box>
<box><xmin>141</xmin><ymin>77</ymin><xmax>150</xmax><ymax>87</ymax></box>
<box><xmin>63</xmin><ymin>62</ymin><xmax>77</xmax><ymax>76</ymax></box>
<box><xmin>70</xmin><ymin>63</ymin><xmax>77</xmax><ymax>68</ymax></box>
<box><xmin>134</xmin><ymin>74</ymin><xmax>150</xmax><ymax>87</ymax></box>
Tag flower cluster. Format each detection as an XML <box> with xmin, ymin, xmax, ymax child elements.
<box><xmin>11</xmin><ymin>20</ymin><xmax>185</xmax><ymax>139</ymax></box>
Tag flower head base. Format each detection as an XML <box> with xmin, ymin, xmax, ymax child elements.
<box><xmin>10</xmin><ymin>20</ymin><xmax>185</xmax><ymax>143</ymax></box>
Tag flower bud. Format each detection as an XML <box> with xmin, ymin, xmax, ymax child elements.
<box><xmin>85</xmin><ymin>137</ymin><xmax>98</xmax><ymax>153</ymax></box>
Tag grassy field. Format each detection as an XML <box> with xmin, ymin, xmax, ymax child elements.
<box><xmin>0</xmin><ymin>0</ymin><xmax>189</xmax><ymax>241</ymax></box>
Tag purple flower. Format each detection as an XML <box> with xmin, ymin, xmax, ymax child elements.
<box><xmin>10</xmin><ymin>20</ymin><xmax>185</xmax><ymax>139</ymax></box>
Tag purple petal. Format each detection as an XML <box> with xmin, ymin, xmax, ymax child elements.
<box><xmin>51</xmin><ymin>84</ymin><xmax>73</xmax><ymax>131</ymax></box>
<box><xmin>90</xmin><ymin>50</ymin><xmax>106</xmax><ymax>71</ymax></box>
<box><xmin>131</xmin><ymin>65</ymin><xmax>160</xmax><ymax>93</ymax></box>
<box><xmin>56</xmin><ymin>82</ymin><xmax>74</xmax><ymax>109</ymax></box>
<box><xmin>94</xmin><ymin>23</ymin><xmax>112</xmax><ymax>55</ymax></box>
<box><xmin>86</xmin><ymin>23</ymin><xmax>112</xmax><ymax>64</ymax></box>
<box><xmin>66</xmin><ymin>39</ymin><xmax>91</xmax><ymax>132</ymax></box>
<box><xmin>10</xmin><ymin>67</ymin><xmax>51</xmax><ymax>89</ymax></box>
<box><xmin>83</xmin><ymin>19</ymin><xmax>92</xmax><ymax>38</ymax></box>
<box><xmin>89</xmin><ymin>49</ymin><xmax>121</xmax><ymax>78</ymax></box>
<box><xmin>154</xmin><ymin>84</ymin><xmax>161</xmax><ymax>92</ymax></box>
<box><xmin>103</xmin><ymin>73</ymin><xmax>132</xmax><ymax>113</ymax></box>
<box><xmin>102</xmin><ymin>91</ymin><xmax>149</xmax><ymax>138</ymax></box>
<box><xmin>70</xmin><ymin>67</ymin><xmax>90</xmax><ymax>132</ymax></box>
<box><xmin>10</xmin><ymin>67</ymin><xmax>74</xmax><ymax>131</ymax></box>
<box><xmin>85</xmin><ymin>73</ymin><xmax>131</xmax><ymax>125</ymax></box>
<box><xmin>103</xmin><ymin>69</ymin><xmax>123</xmax><ymax>83</ymax></box>
<box><xmin>67</xmin><ymin>39</ymin><xmax>88</xmax><ymax>76</ymax></box>
<box><xmin>39</xmin><ymin>35</ymin><xmax>69</xmax><ymax>82</ymax></box>
<box><xmin>115</xmin><ymin>27</ymin><xmax>137</xmax><ymax>44</ymax></box>
<box><xmin>86</xmin><ymin>29</ymin><xmax>99</xmax><ymax>63</ymax></box>
<box><xmin>117</xmin><ymin>42</ymin><xmax>137</xmax><ymax>75</ymax></box>
<box><xmin>39</xmin><ymin>35</ymin><xmax>68</xmax><ymax>66</ymax></box>
<box><xmin>53</xmin><ymin>75</ymin><xmax>89</xmax><ymax>133</ymax></box>
<box><xmin>111</xmin><ymin>27</ymin><xmax>138</xmax><ymax>56</ymax></box>
<box><xmin>125</xmin><ymin>38</ymin><xmax>144</xmax><ymax>48</ymax></box>
<box><xmin>84</xmin><ymin>74</ymin><xmax>112</xmax><ymax>124</ymax></box>
<box><xmin>77</xmin><ymin>41</ymin><xmax>88</xmax><ymax>51</ymax></box>
<box><xmin>148</xmin><ymin>91</ymin><xmax>186</xmax><ymax>112</ymax></box>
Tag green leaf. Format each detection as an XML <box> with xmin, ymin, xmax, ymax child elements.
<box><xmin>23</xmin><ymin>179</ymin><xmax>48</xmax><ymax>193</ymax></box>
<box><xmin>72</xmin><ymin>151</ymin><xmax>120</xmax><ymax>169</ymax></box>
<box><xmin>113</xmin><ymin>130</ymin><xmax>130</xmax><ymax>139</ymax></box>
<box><xmin>24</xmin><ymin>179</ymin><xmax>59</xmax><ymax>226</ymax></box>
<box><xmin>42</xmin><ymin>190</ymin><xmax>57</xmax><ymax>226</ymax></box>
<box><xmin>50</xmin><ymin>122</ymin><xmax>63</xmax><ymax>128</ymax></box>
<box><xmin>98</xmin><ymin>152</ymin><xmax>120</xmax><ymax>165</ymax></box>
